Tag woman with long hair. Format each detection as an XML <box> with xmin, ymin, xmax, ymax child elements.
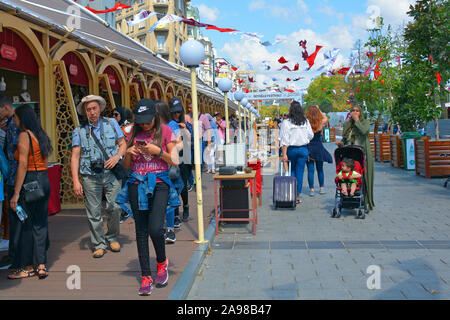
<box><xmin>280</xmin><ymin>101</ymin><xmax>314</xmax><ymax>204</ymax></box>
<box><xmin>8</xmin><ymin>104</ymin><xmax>52</xmax><ymax>280</ymax></box>
<box><xmin>306</xmin><ymin>105</ymin><xmax>333</xmax><ymax>196</ymax></box>
<box><xmin>118</xmin><ymin>98</ymin><xmax>179</xmax><ymax>296</ymax></box>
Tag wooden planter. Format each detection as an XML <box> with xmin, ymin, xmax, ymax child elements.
<box><xmin>390</xmin><ymin>135</ymin><xmax>404</xmax><ymax>168</ymax></box>
<box><xmin>329</xmin><ymin>127</ymin><xmax>336</xmax><ymax>142</ymax></box>
<box><xmin>415</xmin><ymin>137</ymin><xmax>450</xmax><ymax>178</ymax></box>
<box><xmin>375</xmin><ymin>134</ymin><xmax>391</xmax><ymax>162</ymax></box>
<box><xmin>369</xmin><ymin>132</ymin><xmax>375</xmax><ymax>156</ymax></box>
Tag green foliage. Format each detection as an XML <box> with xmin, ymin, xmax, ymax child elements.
<box><xmin>304</xmin><ymin>75</ymin><xmax>353</xmax><ymax>111</ymax></box>
<box><xmin>260</xmin><ymin>105</ymin><xmax>289</xmax><ymax>118</ymax></box>
<box><xmin>403</xmin><ymin>0</ymin><xmax>449</xmax><ymax>126</ymax></box>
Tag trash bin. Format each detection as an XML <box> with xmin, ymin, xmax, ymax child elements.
<box><xmin>401</xmin><ymin>132</ymin><xmax>423</xmax><ymax>170</ymax></box>
<box><xmin>323</xmin><ymin>128</ymin><xmax>330</xmax><ymax>142</ymax></box>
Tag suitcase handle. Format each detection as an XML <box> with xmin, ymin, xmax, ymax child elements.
<box><xmin>280</xmin><ymin>160</ymin><xmax>291</xmax><ymax>176</ymax></box>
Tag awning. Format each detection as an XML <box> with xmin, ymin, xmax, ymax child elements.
<box><xmin>0</xmin><ymin>0</ymin><xmax>239</xmax><ymax>110</ymax></box>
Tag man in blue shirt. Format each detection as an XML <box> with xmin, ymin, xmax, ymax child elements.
<box><xmin>71</xmin><ymin>95</ymin><xmax>126</xmax><ymax>259</ymax></box>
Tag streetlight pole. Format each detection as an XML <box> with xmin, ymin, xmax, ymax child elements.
<box><xmin>180</xmin><ymin>40</ymin><xmax>208</xmax><ymax>244</ymax></box>
<box><xmin>218</xmin><ymin>78</ymin><xmax>233</xmax><ymax>144</ymax></box>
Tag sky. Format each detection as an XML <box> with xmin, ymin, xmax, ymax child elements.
<box><xmin>190</xmin><ymin>0</ymin><xmax>416</xmax><ymax>92</ymax></box>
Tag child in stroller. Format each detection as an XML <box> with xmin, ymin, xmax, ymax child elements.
<box><xmin>337</xmin><ymin>158</ymin><xmax>362</xmax><ymax>197</ymax></box>
<box><xmin>332</xmin><ymin>146</ymin><xmax>368</xmax><ymax>219</ymax></box>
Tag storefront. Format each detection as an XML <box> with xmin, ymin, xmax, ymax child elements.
<box><xmin>0</xmin><ymin>27</ymin><xmax>40</xmax><ymax>116</ymax></box>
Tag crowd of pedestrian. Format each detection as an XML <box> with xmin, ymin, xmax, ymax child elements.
<box><xmin>0</xmin><ymin>92</ymin><xmax>241</xmax><ymax>296</ymax></box>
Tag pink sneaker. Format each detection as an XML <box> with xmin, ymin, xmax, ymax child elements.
<box><xmin>155</xmin><ymin>259</ymin><xmax>168</xmax><ymax>288</ymax></box>
<box><xmin>138</xmin><ymin>276</ymin><xmax>153</xmax><ymax>296</ymax></box>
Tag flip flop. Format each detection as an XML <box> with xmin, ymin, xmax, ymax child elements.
<box><xmin>8</xmin><ymin>269</ymin><xmax>35</xmax><ymax>280</ymax></box>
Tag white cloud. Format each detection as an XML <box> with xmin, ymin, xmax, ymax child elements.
<box><xmin>366</xmin><ymin>0</ymin><xmax>415</xmax><ymax>27</ymax></box>
<box><xmin>297</xmin><ymin>0</ymin><xmax>308</xmax><ymax>13</ymax></box>
<box><xmin>197</xmin><ymin>4</ymin><xmax>219</xmax><ymax>23</ymax></box>
<box><xmin>249</xmin><ymin>1</ymin><xmax>266</xmax><ymax>11</ymax></box>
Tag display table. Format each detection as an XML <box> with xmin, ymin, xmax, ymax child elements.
<box><xmin>47</xmin><ymin>163</ymin><xmax>62</xmax><ymax>215</ymax></box>
<box><xmin>213</xmin><ymin>171</ymin><xmax>258</xmax><ymax>235</ymax></box>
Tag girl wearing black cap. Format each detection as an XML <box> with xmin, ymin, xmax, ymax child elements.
<box><xmin>122</xmin><ymin>98</ymin><xmax>179</xmax><ymax>296</ymax></box>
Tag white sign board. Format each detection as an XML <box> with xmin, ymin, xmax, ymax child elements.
<box><xmin>245</xmin><ymin>91</ymin><xmax>303</xmax><ymax>101</ymax></box>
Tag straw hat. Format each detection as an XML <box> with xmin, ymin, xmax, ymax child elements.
<box><xmin>76</xmin><ymin>95</ymin><xmax>106</xmax><ymax>115</ymax></box>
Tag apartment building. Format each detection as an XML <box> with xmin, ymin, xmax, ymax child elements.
<box><xmin>116</xmin><ymin>0</ymin><xmax>189</xmax><ymax>65</ymax></box>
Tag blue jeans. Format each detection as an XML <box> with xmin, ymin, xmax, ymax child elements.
<box><xmin>307</xmin><ymin>160</ymin><xmax>324</xmax><ymax>189</ymax></box>
<box><xmin>287</xmin><ymin>146</ymin><xmax>309</xmax><ymax>196</ymax></box>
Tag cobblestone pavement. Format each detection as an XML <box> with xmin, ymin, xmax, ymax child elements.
<box><xmin>187</xmin><ymin>143</ymin><xmax>450</xmax><ymax>300</ymax></box>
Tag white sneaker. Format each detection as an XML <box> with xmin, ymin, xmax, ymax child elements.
<box><xmin>0</xmin><ymin>239</ymin><xmax>9</xmax><ymax>252</ymax></box>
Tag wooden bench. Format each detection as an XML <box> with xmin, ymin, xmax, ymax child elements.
<box><xmin>369</xmin><ymin>133</ymin><xmax>375</xmax><ymax>157</ymax></box>
<box><xmin>415</xmin><ymin>137</ymin><xmax>450</xmax><ymax>178</ymax></box>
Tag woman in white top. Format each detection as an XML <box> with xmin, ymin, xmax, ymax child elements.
<box><xmin>280</xmin><ymin>101</ymin><xmax>314</xmax><ymax>204</ymax></box>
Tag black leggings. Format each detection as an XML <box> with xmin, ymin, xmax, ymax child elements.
<box><xmin>179</xmin><ymin>163</ymin><xmax>192</xmax><ymax>207</ymax></box>
<box><xmin>129</xmin><ymin>182</ymin><xmax>169</xmax><ymax>277</ymax></box>
<box><xmin>13</xmin><ymin>171</ymin><xmax>51</xmax><ymax>269</ymax></box>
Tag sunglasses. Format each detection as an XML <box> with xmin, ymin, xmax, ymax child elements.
<box><xmin>113</xmin><ymin>112</ymin><xmax>120</xmax><ymax>116</ymax></box>
<box><xmin>351</xmin><ymin>109</ymin><xmax>360</xmax><ymax>112</ymax></box>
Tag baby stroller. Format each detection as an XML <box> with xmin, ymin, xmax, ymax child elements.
<box><xmin>332</xmin><ymin>145</ymin><xmax>369</xmax><ymax>219</ymax></box>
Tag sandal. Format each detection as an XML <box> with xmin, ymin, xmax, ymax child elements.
<box><xmin>8</xmin><ymin>268</ymin><xmax>35</xmax><ymax>280</ymax></box>
<box><xmin>36</xmin><ymin>266</ymin><xmax>49</xmax><ymax>279</ymax></box>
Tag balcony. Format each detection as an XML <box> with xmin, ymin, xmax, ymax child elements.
<box><xmin>154</xmin><ymin>0</ymin><xmax>169</xmax><ymax>8</ymax></box>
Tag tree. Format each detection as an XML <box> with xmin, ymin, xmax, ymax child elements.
<box><xmin>304</xmin><ymin>74</ymin><xmax>353</xmax><ymax>111</ymax></box>
<box><xmin>403</xmin><ymin>0</ymin><xmax>450</xmax><ymax>139</ymax></box>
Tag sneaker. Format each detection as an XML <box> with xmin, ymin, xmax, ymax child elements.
<box><xmin>187</xmin><ymin>184</ymin><xmax>193</xmax><ymax>192</ymax></box>
<box><xmin>174</xmin><ymin>216</ymin><xmax>182</xmax><ymax>229</ymax></box>
<box><xmin>319</xmin><ymin>188</ymin><xmax>326</xmax><ymax>195</ymax></box>
<box><xmin>138</xmin><ymin>276</ymin><xmax>153</xmax><ymax>296</ymax></box>
<box><xmin>0</xmin><ymin>239</ymin><xmax>9</xmax><ymax>251</ymax></box>
<box><xmin>309</xmin><ymin>190</ymin><xmax>315</xmax><ymax>197</ymax></box>
<box><xmin>93</xmin><ymin>248</ymin><xmax>106</xmax><ymax>258</ymax></box>
<box><xmin>120</xmin><ymin>212</ymin><xmax>129</xmax><ymax>224</ymax></box>
<box><xmin>165</xmin><ymin>229</ymin><xmax>176</xmax><ymax>244</ymax></box>
<box><xmin>0</xmin><ymin>256</ymin><xmax>12</xmax><ymax>270</ymax></box>
<box><xmin>155</xmin><ymin>259</ymin><xmax>168</xmax><ymax>288</ymax></box>
<box><xmin>182</xmin><ymin>206</ymin><xmax>190</xmax><ymax>222</ymax></box>
<box><xmin>109</xmin><ymin>241</ymin><xmax>121</xmax><ymax>252</ymax></box>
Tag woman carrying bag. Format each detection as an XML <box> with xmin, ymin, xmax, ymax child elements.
<box><xmin>8</xmin><ymin>105</ymin><xmax>52</xmax><ymax>280</ymax></box>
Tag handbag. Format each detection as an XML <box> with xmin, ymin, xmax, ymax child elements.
<box><xmin>169</xmin><ymin>165</ymin><xmax>180</xmax><ymax>181</ymax></box>
<box><xmin>22</xmin><ymin>132</ymin><xmax>45</xmax><ymax>202</ymax></box>
<box><xmin>90</xmin><ymin>129</ymin><xmax>128</xmax><ymax>180</ymax></box>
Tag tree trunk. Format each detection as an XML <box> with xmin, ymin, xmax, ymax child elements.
<box><xmin>434</xmin><ymin>118</ymin><xmax>439</xmax><ymax>141</ymax></box>
<box><xmin>439</xmin><ymin>86</ymin><xmax>448</xmax><ymax>120</ymax></box>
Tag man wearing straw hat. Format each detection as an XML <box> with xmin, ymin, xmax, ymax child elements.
<box><xmin>71</xmin><ymin>95</ymin><xmax>127</xmax><ymax>258</ymax></box>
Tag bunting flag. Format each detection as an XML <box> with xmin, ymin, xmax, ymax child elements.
<box><xmin>345</xmin><ymin>50</ymin><xmax>359</xmax><ymax>83</ymax></box>
<box><xmin>286</xmin><ymin>78</ymin><xmax>292</xmax><ymax>81</ymax></box>
<box><xmin>436</xmin><ymin>73</ymin><xmax>442</xmax><ymax>85</ymax></box>
<box><xmin>85</xmin><ymin>3</ymin><xmax>131</xmax><ymax>14</ymax></box>
<box><xmin>261</xmin><ymin>60</ymin><xmax>271</xmax><ymax>70</ymax></box>
<box><xmin>292</xmin><ymin>76</ymin><xmax>304</xmax><ymax>81</ymax></box>
<box><xmin>260</xmin><ymin>36</ymin><xmax>284</xmax><ymax>47</ymax></box>
<box><xmin>206</xmin><ymin>25</ymin><xmax>238</xmax><ymax>32</ymax></box>
<box><xmin>285</xmin><ymin>89</ymin><xmax>295</xmax><ymax>92</ymax></box>
<box><xmin>232</xmin><ymin>67</ymin><xmax>238</xmax><ymax>71</ymax></box>
<box><xmin>278</xmin><ymin>56</ymin><xmax>289</xmax><ymax>64</ymax></box>
<box><xmin>306</xmin><ymin>45</ymin><xmax>323</xmax><ymax>69</ymax></box>
<box><xmin>248</xmin><ymin>77</ymin><xmax>256</xmax><ymax>83</ymax></box>
<box><xmin>127</xmin><ymin>10</ymin><xmax>157</xmax><ymax>26</ymax></box>
<box><xmin>337</xmin><ymin>67</ymin><xmax>350</xmax><ymax>75</ymax></box>
<box><xmin>243</xmin><ymin>88</ymin><xmax>249</xmax><ymax>93</ymax></box>
<box><xmin>148</xmin><ymin>14</ymin><xmax>184</xmax><ymax>34</ymax></box>
<box><xmin>238</xmin><ymin>79</ymin><xmax>244</xmax><ymax>84</ymax></box>
<box><xmin>317</xmin><ymin>48</ymin><xmax>340</xmax><ymax>73</ymax></box>
<box><xmin>299</xmin><ymin>40</ymin><xmax>307</xmax><ymax>49</ymax></box>
<box><xmin>279</xmin><ymin>63</ymin><xmax>299</xmax><ymax>72</ymax></box>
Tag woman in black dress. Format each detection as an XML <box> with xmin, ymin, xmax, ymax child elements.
<box><xmin>306</xmin><ymin>105</ymin><xmax>333</xmax><ymax>196</ymax></box>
